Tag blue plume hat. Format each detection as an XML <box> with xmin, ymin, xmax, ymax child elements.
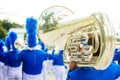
<box><xmin>5</xmin><ymin>36</ymin><xmax>11</xmax><ymax>50</ymax></box>
<box><xmin>0</xmin><ymin>39</ymin><xmax>5</xmax><ymax>53</ymax></box>
<box><xmin>25</xmin><ymin>17</ymin><xmax>37</xmax><ymax>47</ymax></box>
<box><xmin>8</xmin><ymin>31</ymin><xmax>17</xmax><ymax>50</ymax></box>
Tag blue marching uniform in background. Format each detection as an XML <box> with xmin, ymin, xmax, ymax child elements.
<box><xmin>18</xmin><ymin>17</ymin><xmax>52</xmax><ymax>80</ymax></box>
<box><xmin>39</xmin><ymin>40</ymin><xmax>49</xmax><ymax>80</ymax></box>
<box><xmin>52</xmin><ymin>50</ymin><xmax>65</xmax><ymax>66</ymax></box>
<box><xmin>113</xmin><ymin>48</ymin><xmax>120</xmax><ymax>64</ymax></box>
<box><xmin>2</xmin><ymin>36</ymin><xmax>11</xmax><ymax>80</ymax></box>
<box><xmin>5</xmin><ymin>31</ymin><xmax>22</xmax><ymax>80</ymax></box>
<box><xmin>52</xmin><ymin>49</ymin><xmax>67</xmax><ymax>80</ymax></box>
<box><xmin>0</xmin><ymin>39</ymin><xmax>5</xmax><ymax>80</ymax></box>
<box><xmin>5</xmin><ymin>32</ymin><xmax>21</xmax><ymax>67</ymax></box>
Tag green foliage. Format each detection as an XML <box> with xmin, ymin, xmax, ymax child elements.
<box><xmin>0</xmin><ymin>19</ymin><xmax>23</xmax><ymax>40</ymax></box>
<box><xmin>0</xmin><ymin>26</ymin><xmax>7</xmax><ymax>40</ymax></box>
<box><xmin>0</xmin><ymin>19</ymin><xmax>23</xmax><ymax>31</ymax></box>
<box><xmin>116</xmin><ymin>38</ymin><xmax>120</xmax><ymax>42</ymax></box>
<box><xmin>2</xmin><ymin>20</ymin><xmax>12</xmax><ymax>31</ymax></box>
<box><xmin>39</xmin><ymin>12</ymin><xmax>58</xmax><ymax>32</ymax></box>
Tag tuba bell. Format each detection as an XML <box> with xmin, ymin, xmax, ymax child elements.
<box><xmin>38</xmin><ymin>6</ymin><xmax>117</xmax><ymax>70</ymax></box>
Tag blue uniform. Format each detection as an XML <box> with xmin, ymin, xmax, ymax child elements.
<box><xmin>22</xmin><ymin>17</ymin><xmax>53</xmax><ymax>80</ymax></box>
<box><xmin>113</xmin><ymin>48</ymin><xmax>120</xmax><ymax>64</ymax></box>
<box><xmin>52</xmin><ymin>50</ymin><xmax>67</xmax><ymax>80</ymax></box>
<box><xmin>6</xmin><ymin>31</ymin><xmax>23</xmax><ymax>80</ymax></box>
<box><xmin>67</xmin><ymin>62</ymin><xmax>120</xmax><ymax>80</ymax></box>
<box><xmin>3</xmin><ymin>36</ymin><xmax>11</xmax><ymax>80</ymax></box>
<box><xmin>0</xmin><ymin>39</ymin><xmax>5</xmax><ymax>80</ymax></box>
<box><xmin>18</xmin><ymin>49</ymin><xmax>51</xmax><ymax>75</ymax></box>
<box><xmin>0</xmin><ymin>50</ymin><xmax>4</xmax><ymax>65</ymax></box>
<box><xmin>0</xmin><ymin>39</ymin><xmax>4</xmax><ymax>61</ymax></box>
<box><xmin>1</xmin><ymin>51</ymin><xmax>8</xmax><ymax>66</ymax></box>
<box><xmin>52</xmin><ymin>50</ymin><xmax>64</xmax><ymax>66</ymax></box>
<box><xmin>5</xmin><ymin>50</ymin><xmax>21</xmax><ymax>67</ymax></box>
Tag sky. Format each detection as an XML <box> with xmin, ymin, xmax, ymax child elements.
<box><xmin>0</xmin><ymin>0</ymin><xmax>120</xmax><ymax>31</ymax></box>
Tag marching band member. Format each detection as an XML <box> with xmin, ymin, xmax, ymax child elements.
<box><xmin>37</xmin><ymin>39</ymin><xmax>47</xmax><ymax>80</ymax></box>
<box><xmin>113</xmin><ymin>48</ymin><xmax>120</xmax><ymax>80</ymax></box>
<box><xmin>46</xmin><ymin>48</ymin><xmax>55</xmax><ymax>74</ymax></box>
<box><xmin>66</xmin><ymin>34</ymin><xmax>120</xmax><ymax>80</ymax></box>
<box><xmin>3</xmin><ymin>36</ymin><xmax>11</xmax><ymax>80</ymax></box>
<box><xmin>113</xmin><ymin>48</ymin><xmax>120</xmax><ymax>64</ymax></box>
<box><xmin>52</xmin><ymin>47</ymin><xmax>67</xmax><ymax>80</ymax></box>
<box><xmin>67</xmin><ymin>62</ymin><xmax>120</xmax><ymax>80</ymax></box>
<box><xmin>18</xmin><ymin>17</ymin><xmax>52</xmax><ymax>80</ymax></box>
<box><xmin>5</xmin><ymin>31</ymin><xmax>22</xmax><ymax>80</ymax></box>
<box><xmin>39</xmin><ymin>40</ymin><xmax>48</xmax><ymax>80</ymax></box>
<box><xmin>0</xmin><ymin>39</ymin><xmax>5</xmax><ymax>80</ymax></box>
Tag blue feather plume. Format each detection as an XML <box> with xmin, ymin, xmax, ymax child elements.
<box><xmin>9</xmin><ymin>31</ymin><xmax>17</xmax><ymax>50</ymax></box>
<box><xmin>5</xmin><ymin>36</ymin><xmax>11</xmax><ymax>50</ymax></box>
<box><xmin>25</xmin><ymin>17</ymin><xmax>37</xmax><ymax>47</ymax></box>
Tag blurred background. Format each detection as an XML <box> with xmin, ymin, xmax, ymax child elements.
<box><xmin>1</xmin><ymin>0</ymin><xmax>120</xmax><ymax>79</ymax></box>
<box><xmin>0</xmin><ymin>0</ymin><xmax>120</xmax><ymax>40</ymax></box>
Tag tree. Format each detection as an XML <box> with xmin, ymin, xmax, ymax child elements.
<box><xmin>39</xmin><ymin>12</ymin><xmax>58</xmax><ymax>32</ymax></box>
<box><xmin>0</xmin><ymin>19</ymin><xmax>23</xmax><ymax>31</ymax></box>
<box><xmin>0</xmin><ymin>26</ymin><xmax>7</xmax><ymax>40</ymax></box>
<box><xmin>2</xmin><ymin>19</ymin><xmax>12</xmax><ymax>31</ymax></box>
<box><xmin>0</xmin><ymin>19</ymin><xmax>23</xmax><ymax>40</ymax></box>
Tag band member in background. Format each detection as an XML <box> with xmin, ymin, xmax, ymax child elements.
<box><xmin>39</xmin><ymin>40</ymin><xmax>48</xmax><ymax>80</ymax></box>
<box><xmin>5</xmin><ymin>31</ymin><xmax>22</xmax><ymax>80</ymax></box>
<box><xmin>113</xmin><ymin>47</ymin><xmax>120</xmax><ymax>64</ymax></box>
<box><xmin>3</xmin><ymin>36</ymin><xmax>11</xmax><ymax>80</ymax></box>
<box><xmin>113</xmin><ymin>47</ymin><xmax>120</xmax><ymax>80</ymax></box>
<box><xmin>18</xmin><ymin>17</ymin><xmax>52</xmax><ymax>80</ymax></box>
<box><xmin>67</xmin><ymin>38</ymin><xmax>120</xmax><ymax>80</ymax></box>
<box><xmin>46</xmin><ymin>48</ymin><xmax>55</xmax><ymax>74</ymax></box>
<box><xmin>67</xmin><ymin>61</ymin><xmax>120</xmax><ymax>80</ymax></box>
<box><xmin>0</xmin><ymin>39</ymin><xmax>5</xmax><ymax>80</ymax></box>
<box><xmin>52</xmin><ymin>46</ymin><xmax>67</xmax><ymax>80</ymax></box>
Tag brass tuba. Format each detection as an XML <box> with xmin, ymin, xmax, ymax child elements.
<box><xmin>38</xmin><ymin>6</ymin><xmax>116</xmax><ymax>70</ymax></box>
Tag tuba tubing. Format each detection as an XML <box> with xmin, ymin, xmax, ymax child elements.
<box><xmin>39</xmin><ymin>12</ymin><xmax>116</xmax><ymax>70</ymax></box>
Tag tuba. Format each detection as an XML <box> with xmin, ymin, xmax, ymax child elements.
<box><xmin>38</xmin><ymin>6</ymin><xmax>117</xmax><ymax>70</ymax></box>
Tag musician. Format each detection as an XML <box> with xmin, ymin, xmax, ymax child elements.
<box><xmin>67</xmin><ymin>62</ymin><xmax>120</xmax><ymax>80</ymax></box>
<box><xmin>18</xmin><ymin>17</ymin><xmax>52</xmax><ymax>80</ymax></box>
<box><xmin>66</xmin><ymin>34</ymin><xmax>120</xmax><ymax>80</ymax></box>
<box><xmin>5</xmin><ymin>31</ymin><xmax>22</xmax><ymax>80</ymax></box>
<box><xmin>113</xmin><ymin>48</ymin><xmax>120</xmax><ymax>64</ymax></box>
<box><xmin>3</xmin><ymin>36</ymin><xmax>11</xmax><ymax>80</ymax></box>
<box><xmin>39</xmin><ymin>40</ymin><xmax>48</xmax><ymax>80</ymax></box>
<box><xmin>0</xmin><ymin>39</ymin><xmax>5</xmax><ymax>80</ymax></box>
<box><xmin>52</xmin><ymin>47</ymin><xmax>67</xmax><ymax>80</ymax></box>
